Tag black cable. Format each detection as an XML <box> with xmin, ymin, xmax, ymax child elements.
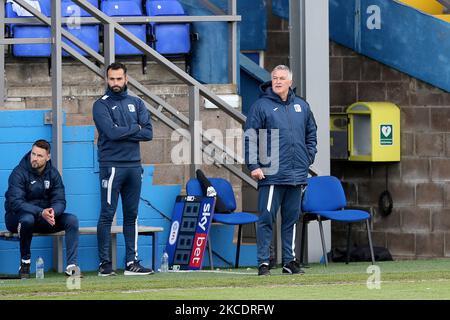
<box><xmin>385</xmin><ymin>164</ymin><xmax>389</xmax><ymax>190</ymax></box>
<box><xmin>139</xmin><ymin>197</ymin><xmax>172</xmax><ymax>221</ymax></box>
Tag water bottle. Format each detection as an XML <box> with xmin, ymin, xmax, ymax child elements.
<box><xmin>36</xmin><ymin>256</ymin><xmax>44</xmax><ymax>279</ymax></box>
<box><xmin>161</xmin><ymin>251</ymin><xmax>169</xmax><ymax>273</ymax></box>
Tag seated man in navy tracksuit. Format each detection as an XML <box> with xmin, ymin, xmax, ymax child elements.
<box><xmin>4</xmin><ymin>139</ymin><xmax>79</xmax><ymax>278</ymax></box>
<box><xmin>93</xmin><ymin>62</ymin><xmax>153</xmax><ymax>276</ymax></box>
<box><xmin>245</xmin><ymin>65</ymin><xmax>317</xmax><ymax>276</ymax></box>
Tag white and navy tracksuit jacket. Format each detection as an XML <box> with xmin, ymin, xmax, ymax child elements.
<box><xmin>93</xmin><ymin>86</ymin><xmax>153</xmax><ymax>264</ymax></box>
<box><xmin>4</xmin><ymin>153</ymin><xmax>79</xmax><ymax>265</ymax></box>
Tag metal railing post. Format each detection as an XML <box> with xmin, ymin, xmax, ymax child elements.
<box><xmin>0</xmin><ymin>0</ymin><xmax>5</xmax><ymax>107</ymax></box>
<box><xmin>228</xmin><ymin>0</ymin><xmax>238</xmax><ymax>85</ymax></box>
<box><xmin>289</xmin><ymin>0</ymin><xmax>306</xmax><ymax>98</ymax></box>
<box><xmin>102</xmin><ymin>21</ymin><xmax>117</xmax><ymax>266</ymax></box>
<box><xmin>51</xmin><ymin>0</ymin><xmax>63</xmax><ymax>273</ymax></box>
<box><xmin>104</xmin><ymin>23</ymin><xmax>115</xmax><ymax>68</ymax></box>
<box><xmin>51</xmin><ymin>0</ymin><xmax>63</xmax><ymax>174</ymax></box>
<box><xmin>189</xmin><ymin>86</ymin><xmax>200</xmax><ymax>178</ymax></box>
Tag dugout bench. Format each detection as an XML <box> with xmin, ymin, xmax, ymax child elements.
<box><xmin>0</xmin><ymin>225</ymin><xmax>163</xmax><ymax>273</ymax></box>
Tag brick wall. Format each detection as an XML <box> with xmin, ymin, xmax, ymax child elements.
<box><xmin>330</xmin><ymin>42</ymin><xmax>450</xmax><ymax>259</ymax></box>
<box><xmin>265</xmin><ymin>0</ymin><xmax>289</xmax><ymax>72</ymax></box>
<box><xmin>266</xmin><ymin>2</ymin><xmax>450</xmax><ymax>259</ymax></box>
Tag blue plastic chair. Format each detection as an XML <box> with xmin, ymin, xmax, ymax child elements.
<box><xmin>103</xmin><ymin>0</ymin><xmax>143</xmax><ymax>10</ymax></box>
<box><xmin>146</xmin><ymin>0</ymin><xmax>191</xmax><ymax>56</ymax></box>
<box><xmin>61</xmin><ymin>0</ymin><xmax>100</xmax><ymax>57</ymax></box>
<box><xmin>186</xmin><ymin>178</ymin><xmax>259</xmax><ymax>268</ymax></box>
<box><xmin>101</xmin><ymin>0</ymin><xmax>147</xmax><ymax>55</ymax></box>
<box><xmin>301</xmin><ymin>175</ymin><xmax>375</xmax><ymax>265</ymax></box>
<box><xmin>6</xmin><ymin>0</ymin><xmax>52</xmax><ymax>57</ymax></box>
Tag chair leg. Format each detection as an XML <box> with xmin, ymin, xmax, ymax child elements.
<box><xmin>345</xmin><ymin>223</ymin><xmax>352</xmax><ymax>264</ymax></box>
<box><xmin>235</xmin><ymin>225</ymin><xmax>242</xmax><ymax>269</ymax></box>
<box><xmin>299</xmin><ymin>218</ymin><xmax>308</xmax><ymax>265</ymax></box>
<box><xmin>318</xmin><ymin>217</ymin><xmax>328</xmax><ymax>266</ymax></box>
<box><xmin>366</xmin><ymin>220</ymin><xmax>376</xmax><ymax>265</ymax></box>
<box><xmin>207</xmin><ymin>234</ymin><xmax>214</xmax><ymax>270</ymax></box>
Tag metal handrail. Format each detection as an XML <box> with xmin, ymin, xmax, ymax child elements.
<box><xmin>4</xmin><ymin>16</ymin><xmax>241</xmax><ymax>24</ymax></box>
<box><xmin>0</xmin><ymin>0</ymin><xmax>260</xmax><ymax>185</ymax></box>
<box><xmin>0</xmin><ymin>0</ymin><xmax>319</xmax><ymax>188</ymax></box>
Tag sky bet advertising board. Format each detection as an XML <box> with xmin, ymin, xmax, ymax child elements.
<box><xmin>165</xmin><ymin>195</ymin><xmax>215</xmax><ymax>270</ymax></box>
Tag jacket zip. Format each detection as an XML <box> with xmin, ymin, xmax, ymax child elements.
<box><xmin>284</xmin><ymin>102</ymin><xmax>297</xmax><ymax>184</ymax></box>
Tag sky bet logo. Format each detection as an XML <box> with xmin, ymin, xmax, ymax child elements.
<box><xmin>189</xmin><ymin>202</ymin><xmax>213</xmax><ymax>268</ymax></box>
<box><xmin>198</xmin><ymin>203</ymin><xmax>212</xmax><ymax>232</ymax></box>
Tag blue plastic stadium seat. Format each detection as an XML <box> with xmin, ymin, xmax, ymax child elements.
<box><xmin>146</xmin><ymin>0</ymin><xmax>190</xmax><ymax>56</ymax></box>
<box><xmin>62</xmin><ymin>0</ymin><xmax>99</xmax><ymax>17</ymax></box>
<box><xmin>61</xmin><ymin>0</ymin><xmax>100</xmax><ymax>57</ymax></box>
<box><xmin>6</xmin><ymin>0</ymin><xmax>52</xmax><ymax>57</ymax></box>
<box><xmin>103</xmin><ymin>0</ymin><xmax>143</xmax><ymax>11</ymax></box>
<box><xmin>101</xmin><ymin>0</ymin><xmax>146</xmax><ymax>55</ymax></box>
<box><xmin>301</xmin><ymin>176</ymin><xmax>375</xmax><ymax>265</ymax></box>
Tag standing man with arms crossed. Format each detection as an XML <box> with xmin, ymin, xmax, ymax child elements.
<box><xmin>4</xmin><ymin>139</ymin><xmax>80</xmax><ymax>278</ymax></box>
<box><xmin>93</xmin><ymin>62</ymin><xmax>153</xmax><ymax>276</ymax></box>
<box><xmin>245</xmin><ymin>65</ymin><xmax>317</xmax><ymax>276</ymax></box>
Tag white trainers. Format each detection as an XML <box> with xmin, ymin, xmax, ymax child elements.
<box><xmin>65</xmin><ymin>264</ymin><xmax>82</xmax><ymax>277</ymax></box>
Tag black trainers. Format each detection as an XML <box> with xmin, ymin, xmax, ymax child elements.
<box><xmin>98</xmin><ymin>262</ymin><xmax>116</xmax><ymax>277</ymax></box>
<box><xmin>124</xmin><ymin>260</ymin><xmax>154</xmax><ymax>276</ymax></box>
<box><xmin>19</xmin><ymin>261</ymin><xmax>30</xmax><ymax>279</ymax></box>
<box><xmin>282</xmin><ymin>260</ymin><xmax>305</xmax><ymax>275</ymax></box>
<box><xmin>258</xmin><ymin>263</ymin><xmax>271</xmax><ymax>276</ymax></box>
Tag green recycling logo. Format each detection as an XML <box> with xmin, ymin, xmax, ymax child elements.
<box><xmin>380</xmin><ymin>124</ymin><xmax>393</xmax><ymax>145</ymax></box>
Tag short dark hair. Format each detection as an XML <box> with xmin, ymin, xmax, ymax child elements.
<box><xmin>32</xmin><ymin>139</ymin><xmax>51</xmax><ymax>153</ymax></box>
<box><xmin>106</xmin><ymin>62</ymin><xmax>127</xmax><ymax>75</ymax></box>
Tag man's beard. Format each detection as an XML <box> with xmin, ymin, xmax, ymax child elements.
<box><xmin>109</xmin><ymin>84</ymin><xmax>126</xmax><ymax>93</ymax></box>
<box><xmin>31</xmin><ymin>161</ymin><xmax>45</xmax><ymax>171</ymax></box>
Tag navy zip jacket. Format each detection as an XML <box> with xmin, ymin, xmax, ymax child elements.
<box><xmin>244</xmin><ymin>81</ymin><xmax>317</xmax><ymax>186</ymax></box>
<box><xmin>93</xmin><ymin>86</ymin><xmax>153</xmax><ymax>167</ymax></box>
<box><xmin>4</xmin><ymin>152</ymin><xmax>66</xmax><ymax>217</ymax></box>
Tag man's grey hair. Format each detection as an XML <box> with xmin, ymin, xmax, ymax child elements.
<box><xmin>271</xmin><ymin>65</ymin><xmax>293</xmax><ymax>80</ymax></box>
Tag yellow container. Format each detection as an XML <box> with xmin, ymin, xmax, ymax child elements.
<box><xmin>347</xmin><ymin>102</ymin><xmax>400</xmax><ymax>162</ymax></box>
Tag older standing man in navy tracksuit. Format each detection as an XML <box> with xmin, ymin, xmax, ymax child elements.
<box><xmin>245</xmin><ymin>65</ymin><xmax>317</xmax><ymax>276</ymax></box>
<box><xmin>4</xmin><ymin>139</ymin><xmax>79</xmax><ymax>278</ymax></box>
<box><xmin>93</xmin><ymin>62</ymin><xmax>153</xmax><ymax>276</ymax></box>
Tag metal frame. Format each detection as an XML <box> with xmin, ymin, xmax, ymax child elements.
<box><xmin>0</xmin><ymin>1</ymin><xmax>252</xmax><ymax>180</ymax></box>
<box><xmin>4</xmin><ymin>16</ymin><xmax>241</xmax><ymax>24</ymax></box>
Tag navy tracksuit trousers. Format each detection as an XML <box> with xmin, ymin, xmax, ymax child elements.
<box><xmin>257</xmin><ymin>185</ymin><xmax>303</xmax><ymax>266</ymax></box>
<box><xmin>97</xmin><ymin>166</ymin><xmax>142</xmax><ymax>265</ymax></box>
<box><xmin>5</xmin><ymin>212</ymin><xmax>79</xmax><ymax>265</ymax></box>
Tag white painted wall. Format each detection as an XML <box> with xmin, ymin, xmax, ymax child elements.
<box><xmin>304</xmin><ymin>0</ymin><xmax>331</xmax><ymax>262</ymax></box>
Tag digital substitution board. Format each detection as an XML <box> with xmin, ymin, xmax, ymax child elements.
<box><xmin>165</xmin><ymin>195</ymin><xmax>215</xmax><ymax>270</ymax></box>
